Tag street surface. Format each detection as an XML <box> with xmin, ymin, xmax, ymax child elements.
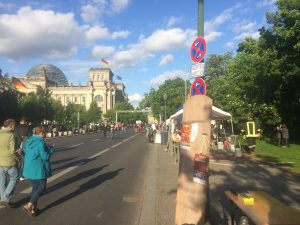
<box><xmin>0</xmin><ymin>130</ymin><xmax>154</xmax><ymax>225</ymax></box>
<box><xmin>1</xmin><ymin>130</ymin><xmax>300</xmax><ymax>225</ymax></box>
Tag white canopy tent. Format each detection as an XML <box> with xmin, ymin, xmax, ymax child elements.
<box><xmin>168</xmin><ymin>106</ymin><xmax>234</xmax><ymax>133</ymax></box>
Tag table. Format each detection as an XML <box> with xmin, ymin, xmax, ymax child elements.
<box><xmin>225</xmin><ymin>191</ymin><xmax>300</xmax><ymax>225</ymax></box>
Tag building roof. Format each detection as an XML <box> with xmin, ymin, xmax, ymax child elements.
<box><xmin>26</xmin><ymin>64</ymin><xmax>68</xmax><ymax>86</ymax></box>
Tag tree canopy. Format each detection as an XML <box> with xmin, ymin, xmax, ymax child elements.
<box><xmin>206</xmin><ymin>0</ymin><xmax>300</xmax><ymax>138</ymax></box>
<box><xmin>139</xmin><ymin>78</ymin><xmax>190</xmax><ymax>121</ymax></box>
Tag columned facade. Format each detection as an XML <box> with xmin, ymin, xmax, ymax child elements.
<box><xmin>16</xmin><ymin>65</ymin><xmax>128</xmax><ymax>115</ymax></box>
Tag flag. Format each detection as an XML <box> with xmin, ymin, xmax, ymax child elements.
<box><xmin>116</xmin><ymin>75</ymin><xmax>122</xmax><ymax>81</ymax></box>
<box><xmin>12</xmin><ymin>77</ymin><xmax>27</xmax><ymax>90</ymax></box>
<box><xmin>100</xmin><ymin>58</ymin><xmax>109</xmax><ymax>65</ymax></box>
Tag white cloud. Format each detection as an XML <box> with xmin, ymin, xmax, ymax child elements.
<box><xmin>0</xmin><ymin>7</ymin><xmax>84</xmax><ymax>61</ymax></box>
<box><xmin>80</xmin><ymin>0</ymin><xmax>130</xmax><ymax>23</ymax></box>
<box><xmin>225</xmin><ymin>42</ymin><xmax>234</xmax><ymax>49</ymax></box>
<box><xmin>142</xmin><ymin>28</ymin><xmax>196</xmax><ymax>52</ymax></box>
<box><xmin>204</xmin><ymin>3</ymin><xmax>242</xmax><ymax>42</ymax></box>
<box><xmin>166</xmin><ymin>16</ymin><xmax>183</xmax><ymax>27</ymax></box>
<box><xmin>128</xmin><ymin>92</ymin><xmax>143</xmax><ymax>104</ymax></box>
<box><xmin>111</xmin><ymin>30</ymin><xmax>130</xmax><ymax>39</ymax></box>
<box><xmin>257</xmin><ymin>0</ymin><xmax>276</xmax><ymax>8</ymax></box>
<box><xmin>92</xmin><ymin>45</ymin><xmax>116</xmax><ymax>58</ymax></box>
<box><xmin>234</xmin><ymin>21</ymin><xmax>257</xmax><ymax>33</ymax></box>
<box><xmin>205</xmin><ymin>31</ymin><xmax>223</xmax><ymax>42</ymax></box>
<box><xmin>85</xmin><ymin>25</ymin><xmax>130</xmax><ymax>41</ymax></box>
<box><xmin>81</xmin><ymin>4</ymin><xmax>101</xmax><ymax>23</ymax></box>
<box><xmin>85</xmin><ymin>25</ymin><xmax>110</xmax><ymax>41</ymax></box>
<box><xmin>234</xmin><ymin>31</ymin><xmax>260</xmax><ymax>41</ymax></box>
<box><xmin>150</xmin><ymin>70</ymin><xmax>184</xmax><ymax>85</ymax></box>
<box><xmin>111</xmin><ymin>0</ymin><xmax>131</xmax><ymax>13</ymax></box>
<box><xmin>91</xmin><ymin>28</ymin><xmax>196</xmax><ymax>69</ymax></box>
<box><xmin>159</xmin><ymin>54</ymin><xmax>174</xmax><ymax>66</ymax></box>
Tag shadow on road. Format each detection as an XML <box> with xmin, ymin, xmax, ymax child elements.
<box><xmin>51</xmin><ymin>157</ymin><xmax>98</xmax><ymax>173</ymax></box>
<box><xmin>41</xmin><ymin>168</ymin><xmax>124</xmax><ymax>213</ymax></box>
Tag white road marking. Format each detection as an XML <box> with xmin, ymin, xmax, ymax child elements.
<box><xmin>69</xmin><ymin>143</ymin><xmax>84</xmax><ymax>148</ymax></box>
<box><xmin>91</xmin><ymin>139</ymin><xmax>101</xmax><ymax>141</ymax></box>
<box><xmin>20</xmin><ymin>133</ymin><xmax>140</xmax><ymax>194</ymax></box>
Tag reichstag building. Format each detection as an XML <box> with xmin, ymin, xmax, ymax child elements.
<box><xmin>17</xmin><ymin>64</ymin><xmax>127</xmax><ymax>114</ymax></box>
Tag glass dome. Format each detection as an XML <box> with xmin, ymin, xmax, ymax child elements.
<box><xmin>26</xmin><ymin>64</ymin><xmax>68</xmax><ymax>86</ymax></box>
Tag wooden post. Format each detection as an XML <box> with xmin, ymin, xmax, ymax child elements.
<box><xmin>175</xmin><ymin>94</ymin><xmax>212</xmax><ymax>225</ymax></box>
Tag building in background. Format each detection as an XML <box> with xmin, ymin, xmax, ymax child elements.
<box><xmin>13</xmin><ymin>64</ymin><xmax>127</xmax><ymax>114</ymax></box>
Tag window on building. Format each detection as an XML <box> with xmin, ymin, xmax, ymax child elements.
<box><xmin>58</xmin><ymin>97</ymin><xmax>61</xmax><ymax>102</ymax></box>
<box><xmin>66</xmin><ymin>97</ymin><xmax>70</xmax><ymax>103</ymax></box>
<box><xmin>74</xmin><ymin>97</ymin><xmax>78</xmax><ymax>103</ymax></box>
<box><xmin>94</xmin><ymin>95</ymin><xmax>103</xmax><ymax>102</ymax></box>
<box><xmin>82</xmin><ymin>97</ymin><xmax>86</xmax><ymax>103</ymax></box>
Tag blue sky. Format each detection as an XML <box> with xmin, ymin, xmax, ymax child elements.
<box><xmin>0</xmin><ymin>0</ymin><xmax>277</xmax><ymax>106</ymax></box>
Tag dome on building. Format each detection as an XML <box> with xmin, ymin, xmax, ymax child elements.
<box><xmin>26</xmin><ymin>64</ymin><xmax>68</xmax><ymax>86</ymax></box>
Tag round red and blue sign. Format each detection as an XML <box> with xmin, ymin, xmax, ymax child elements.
<box><xmin>190</xmin><ymin>77</ymin><xmax>206</xmax><ymax>96</ymax></box>
<box><xmin>190</xmin><ymin>37</ymin><xmax>206</xmax><ymax>63</ymax></box>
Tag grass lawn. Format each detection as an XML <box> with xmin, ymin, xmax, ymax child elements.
<box><xmin>256</xmin><ymin>140</ymin><xmax>300</xmax><ymax>173</ymax></box>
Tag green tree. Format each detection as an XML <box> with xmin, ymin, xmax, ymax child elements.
<box><xmin>259</xmin><ymin>0</ymin><xmax>300</xmax><ymax>137</ymax></box>
<box><xmin>86</xmin><ymin>101</ymin><xmax>101</xmax><ymax>123</ymax></box>
<box><xmin>139</xmin><ymin>78</ymin><xmax>190</xmax><ymax>120</ymax></box>
<box><xmin>20</xmin><ymin>93</ymin><xmax>44</xmax><ymax>125</ymax></box>
<box><xmin>65</xmin><ymin>103</ymin><xmax>87</xmax><ymax>129</ymax></box>
<box><xmin>0</xmin><ymin>73</ymin><xmax>21</xmax><ymax>123</ymax></box>
<box><xmin>50</xmin><ymin>99</ymin><xmax>65</xmax><ymax>123</ymax></box>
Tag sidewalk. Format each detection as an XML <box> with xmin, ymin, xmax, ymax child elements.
<box><xmin>143</xmin><ymin>142</ymin><xmax>300</xmax><ymax>225</ymax></box>
<box><xmin>140</xmin><ymin>142</ymin><xmax>178</xmax><ymax>225</ymax></box>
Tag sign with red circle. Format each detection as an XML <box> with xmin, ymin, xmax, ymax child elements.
<box><xmin>190</xmin><ymin>77</ymin><xmax>206</xmax><ymax>96</ymax></box>
<box><xmin>190</xmin><ymin>37</ymin><xmax>206</xmax><ymax>63</ymax></box>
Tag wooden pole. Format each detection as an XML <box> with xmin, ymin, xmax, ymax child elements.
<box><xmin>175</xmin><ymin>95</ymin><xmax>212</xmax><ymax>225</ymax></box>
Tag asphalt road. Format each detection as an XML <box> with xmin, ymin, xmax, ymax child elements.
<box><xmin>0</xmin><ymin>130</ymin><xmax>151</xmax><ymax>225</ymax></box>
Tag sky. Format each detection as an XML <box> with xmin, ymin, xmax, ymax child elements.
<box><xmin>0</xmin><ymin>0</ymin><xmax>277</xmax><ymax>107</ymax></box>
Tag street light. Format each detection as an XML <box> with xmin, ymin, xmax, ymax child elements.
<box><xmin>163</xmin><ymin>94</ymin><xmax>167</xmax><ymax>121</ymax></box>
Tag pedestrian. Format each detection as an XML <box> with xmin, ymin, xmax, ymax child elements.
<box><xmin>281</xmin><ymin>124</ymin><xmax>289</xmax><ymax>147</ymax></box>
<box><xmin>22</xmin><ymin>126</ymin><xmax>54</xmax><ymax>216</ymax></box>
<box><xmin>241</xmin><ymin>118</ymin><xmax>261</xmax><ymax>157</ymax></box>
<box><xmin>102</xmin><ymin>123</ymin><xmax>108</xmax><ymax>139</ymax></box>
<box><xmin>276</xmin><ymin>124</ymin><xmax>282</xmax><ymax>147</ymax></box>
<box><xmin>14</xmin><ymin>117</ymin><xmax>32</xmax><ymax>180</ymax></box>
<box><xmin>0</xmin><ymin>119</ymin><xmax>18</xmax><ymax>208</ymax></box>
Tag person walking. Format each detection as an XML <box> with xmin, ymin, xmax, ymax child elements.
<box><xmin>0</xmin><ymin>119</ymin><xmax>18</xmax><ymax>208</ymax></box>
<box><xmin>276</xmin><ymin>124</ymin><xmax>282</xmax><ymax>147</ymax></box>
<box><xmin>14</xmin><ymin>117</ymin><xmax>32</xmax><ymax>180</ymax></box>
<box><xmin>22</xmin><ymin>126</ymin><xmax>54</xmax><ymax>216</ymax></box>
<box><xmin>281</xmin><ymin>124</ymin><xmax>289</xmax><ymax>147</ymax></box>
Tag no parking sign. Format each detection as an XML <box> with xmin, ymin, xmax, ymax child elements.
<box><xmin>190</xmin><ymin>37</ymin><xmax>206</xmax><ymax>63</ymax></box>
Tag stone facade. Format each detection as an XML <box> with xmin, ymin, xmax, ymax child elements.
<box><xmin>18</xmin><ymin>65</ymin><xmax>127</xmax><ymax>114</ymax></box>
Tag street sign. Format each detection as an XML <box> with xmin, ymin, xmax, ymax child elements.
<box><xmin>190</xmin><ymin>36</ymin><xmax>206</xmax><ymax>63</ymax></box>
<box><xmin>190</xmin><ymin>62</ymin><xmax>205</xmax><ymax>78</ymax></box>
<box><xmin>190</xmin><ymin>77</ymin><xmax>206</xmax><ymax>96</ymax></box>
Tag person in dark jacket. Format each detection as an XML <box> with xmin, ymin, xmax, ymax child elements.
<box><xmin>14</xmin><ymin>117</ymin><xmax>32</xmax><ymax>180</ymax></box>
<box><xmin>22</xmin><ymin>126</ymin><xmax>54</xmax><ymax>216</ymax></box>
<box><xmin>14</xmin><ymin>117</ymin><xmax>32</xmax><ymax>150</ymax></box>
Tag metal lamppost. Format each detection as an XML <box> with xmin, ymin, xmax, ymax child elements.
<box><xmin>163</xmin><ymin>94</ymin><xmax>167</xmax><ymax>121</ymax></box>
<box><xmin>198</xmin><ymin>0</ymin><xmax>204</xmax><ymax>37</ymax></box>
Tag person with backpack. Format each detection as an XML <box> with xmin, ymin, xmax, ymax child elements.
<box><xmin>0</xmin><ymin>119</ymin><xmax>18</xmax><ymax>208</ymax></box>
<box><xmin>14</xmin><ymin>117</ymin><xmax>32</xmax><ymax>180</ymax></box>
<box><xmin>22</xmin><ymin>126</ymin><xmax>54</xmax><ymax>216</ymax></box>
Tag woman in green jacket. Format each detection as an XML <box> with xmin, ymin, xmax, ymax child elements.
<box><xmin>22</xmin><ymin>126</ymin><xmax>54</xmax><ymax>216</ymax></box>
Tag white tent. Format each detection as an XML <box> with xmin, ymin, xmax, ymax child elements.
<box><xmin>168</xmin><ymin>106</ymin><xmax>233</xmax><ymax>133</ymax></box>
<box><xmin>212</xmin><ymin>106</ymin><xmax>232</xmax><ymax>120</ymax></box>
